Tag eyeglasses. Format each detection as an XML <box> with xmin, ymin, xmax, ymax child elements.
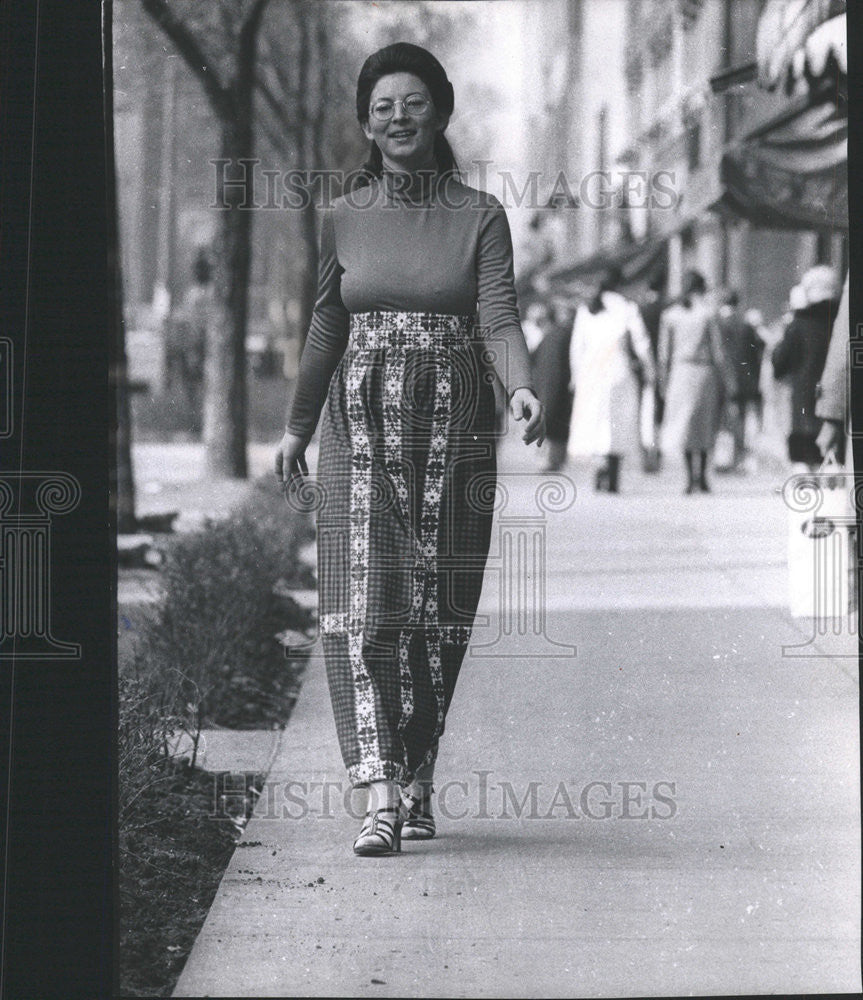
<box><xmin>369</xmin><ymin>93</ymin><xmax>431</xmax><ymax>122</ymax></box>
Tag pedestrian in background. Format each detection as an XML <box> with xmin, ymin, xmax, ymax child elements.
<box><xmin>522</xmin><ymin>301</ymin><xmax>552</xmax><ymax>444</ymax></box>
<box><xmin>568</xmin><ymin>265</ymin><xmax>656</xmax><ymax>493</ymax></box>
<box><xmin>167</xmin><ymin>249</ymin><xmax>213</xmax><ymax>427</ymax></box>
<box><xmin>783</xmin><ymin>283</ymin><xmax>808</xmax><ymax>328</ymax></box>
<box><xmin>522</xmin><ymin>300</ymin><xmax>551</xmax><ymax>355</ymax></box>
<box><xmin>815</xmin><ymin>272</ymin><xmax>851</xmax><ymax>468</ymax></box>
<box><xmin>658</xmin><ymin>269</ymin><xmax>731</xmax><ymax>494</ymax></box>
<box><xmin>771</xmin><ymin>265</ymin><xmax>841</xmax><ymax>470</ymax></box>
<box><xmin>715</xmin><ymin>289</ymin><xmax>765</xmax><ymax>472</ymax></box>
<box><xmin>532</xmin><ymin>298</ymin><xmax>574</xmax><ymax>472</ymax></box>
<box><xmin>638</xmin><ymin>268</ymin><xmax>668</xmax><ymax>470</ymax></box>
<box><xmin>743</xmin><ymin>306</ymin><xmax>768</xmax><ymax>433</ymax></box>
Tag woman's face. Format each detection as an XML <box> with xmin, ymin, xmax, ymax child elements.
<box><xmin>362</xmin><ymin>72</ymin><xmax>448</xmax><ymax>171</ymax></box>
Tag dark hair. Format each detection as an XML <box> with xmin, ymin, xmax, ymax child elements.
<box><xmin>681</xmin><ymin>269</ymin><xmax>706</xmax><ymax>307</ymax></box>
<box><xmin>350</xmin><ymin>42</ymin><xmax>458</xmax><ymax>190</ymax></box>
<box><xmin>588</xmin><ymin>264</ymin><xmax>623</xmax><ymax>314</ymax></box>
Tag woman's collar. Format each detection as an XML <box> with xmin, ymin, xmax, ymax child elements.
<box><xmin>380</xmin><ymin>167</ymin><xmax>443</xmax><ymax>204</ymax></box>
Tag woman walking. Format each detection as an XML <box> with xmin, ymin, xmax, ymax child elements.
<box><xmin>274</xmin><ymin>43</ymin><xmax>544</xmax><ymax>855</ymax></box>
<box><xmin>658</xmin><ymin>270</ymin><xmax>730</xmax><ymax>494</ymax></box>
<box><xmin>567</xmin><ymin>266</ymin><xmax>655</xmax><ymax>492</ymax></box>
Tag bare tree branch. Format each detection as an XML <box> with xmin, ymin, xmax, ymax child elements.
<box><xmin>139</xmin><ymin>0</ymin><xmax>233</xmax><ymax>118</ymax></box>
<box><xmin>237</xmin><ymin>0</ymin><xmax>271</xmax><ymax>93</ymax></box>
<box><xmin>296</xmin><ymin>6</ymin><xmax>317</xmax><ymax>161</ymax></box>
<box><xmin>258</xmin><ymin>33</ymin><xmax>308</xmax><ymax>124</ymax></box>
<box><xmin>256</xmin><ymin>113</ymin><xmax>289</xmax><ymax>158</ymax></box>
<box><xmin>311</xmin><ymin>7</ymin><xmax>327</xmax><ymax>160</ymax></box>
<box><xmin>255</xmin><ymin>70</ymin><xmax>302</xmax><ymax>137</ymax></box>
<box><xmin>254</xmin><ymin>93</ymin><xmax>296</xmax><ymax>154</ymax></box>
<box><xmin>133</xmin><ymin>0</ymin><xmax>278</xmax><ymax>479</ymax></box>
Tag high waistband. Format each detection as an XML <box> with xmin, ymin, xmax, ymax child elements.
<box><xmin>348</xmin><ymin>310</ymin><xmax>475</xmax><ymax>350</ymax></box>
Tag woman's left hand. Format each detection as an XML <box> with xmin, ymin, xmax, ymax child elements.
<box><xmin>510</xmin><ymin>387</ymin><xmax>546</xmax><ymax>447</ymax></box>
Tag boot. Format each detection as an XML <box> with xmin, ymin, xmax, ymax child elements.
<box><xmin>684</xmin><ymin>451</ymin><xmax>696</xmax><ymax>494</ymax></box>
<box><xmin>606</xmin><ymin>454</ymin><xmax>621</xmax><ymax>493</ymax></box>
<box><xmin>594</xmin><ymin>463</ymin><xmax>609</xmax><ymax>492</ymax></box>
<box><xmin>698</xmin><ymin>450</ymin><xmax>710</xmax><ymax>493</ymax></box>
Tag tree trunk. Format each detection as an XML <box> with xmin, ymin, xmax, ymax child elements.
<box><xmin>139</xmin><ymin>0</ymin><xmax>270</xmax><ymax>479</ymax></box>
<box><xmin>295</xmin><ymin>2</ymin><xmax>328</xmax><ymax>354</ymax></box>
<box><xmin>105</xmin><ymin>0</ymin><xmax>137</xmax><ymax>532</ymax></box>
<box><xmin>203</xmin><ymin>113</ymin><xmax>253</xmax><ymax>479</ymax></box>
<box><xmin>114</xmin><ymin>289</ymin><xmax>137</xmax><ymax>532</ymax></box>
<box><xmin>154</xmin><ymin>55</ymin><xmax>178</xmax><ymax>307</ymax></box>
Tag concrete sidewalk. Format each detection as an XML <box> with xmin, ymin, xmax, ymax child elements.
<box><xmin>173</xmin><ymin>439</ymin><xmax>860</xmax><ymax>998</ymax></box>
<box><xmin>118</xmin><ymin>440</ymin><xmax>312</xmax><ymax>610</ymax></box>
<box><xmin>130</xmin><ymin>441</ymin><xmax>280</xmax><ymax>522</ymax></box>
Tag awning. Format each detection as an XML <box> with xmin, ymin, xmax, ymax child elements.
<box><xmin>719</xmin><ymin>94</ymin><xmax>847</xmax><ymax>231</ymax></box>
<box><xmin>541</xmin><ymin>233</ymin><xmax>668</xmax><ymax>298</ymax></box>
<box><xmin>756</xmin><ymin>0</ymin><xmax>846</xmax><ymax>95</ymax></box>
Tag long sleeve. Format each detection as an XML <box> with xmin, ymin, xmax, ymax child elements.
<box><xmin>286</xmin><ymin>209</ymin><xmax>350</xmax><ymax>445</ymax></box>
<box><xmin>707</xmin><ymin>315</ymin><xmax>735</xmax><ymax>396</ymax></box>
<box><xmin>657</xmin><ymin>311</ymin><xmax>673</xmax><ymax>394</ymax></box>
<box><xmin>475</xmin><ymin>202</ymin><xmax>534</xmax><ymax>395</ymax></box>
<box><xmin>627</xmin><ymin>302</ymin><xmax>656</xmax><ymax>384</ymax></box>
<box><xmin>816</xmin><ymin>273</ymin><xmax>850</xmax><ymax>424</ymax></box>
<box><xmin>771</xmin><ymin>322</ymin><xmax>801</xmax><ymax>381</ymax></box>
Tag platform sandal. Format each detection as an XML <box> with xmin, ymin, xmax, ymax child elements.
<box><xmin>402</xmin><ymin>785</ymin><xmax>436</xmax><ymax>840</ymax></box>
<box><xmin>353</xmin><ymin>806</ymin><xmax>403</xmax><ymax>856</ymax></box>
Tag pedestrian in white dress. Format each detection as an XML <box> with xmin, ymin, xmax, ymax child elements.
<box><xmin>567</xmin><ymin>266</ymin><xmax>656</xmax><ymax>492</ymax></box>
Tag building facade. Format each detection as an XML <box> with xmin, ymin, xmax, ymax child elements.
<box><xmin>520</xmin><ymin>0</ymin><xmax>847</xmax><ymax>324</ymax></box>
<box><xmin>619</xmin><ymin>0</ymin><xmax>845</xmax><ymax>319</ymax></box>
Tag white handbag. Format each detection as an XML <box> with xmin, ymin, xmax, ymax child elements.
<box><xmin>786</xmin><ymin>453</ymin><xmax>857</xmax><ymax>629</ymax></box>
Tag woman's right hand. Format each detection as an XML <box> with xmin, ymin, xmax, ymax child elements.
<box><xmin>274</xmin><ymin>430</ymin><xmax>309</xmax><ymax>495</ymax></box>
<box><xmin>510</xmin><ymin>387</ymin><xmax>546</xmax><ymax>446</ymax></box>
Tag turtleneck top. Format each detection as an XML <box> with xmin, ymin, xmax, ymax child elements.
<box><xmin>286</xmin><ymin>171</ymin><xmax>534</xmax><ymax>444</ymax></box>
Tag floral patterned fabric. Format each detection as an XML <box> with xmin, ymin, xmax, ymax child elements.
<box><xmin>316</xmin><ymin>310</ymin><xmax>497</xmax><ymax>786</ymax></box>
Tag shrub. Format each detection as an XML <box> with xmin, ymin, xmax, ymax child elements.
<box><xmin>122</xmin><ymin>475</ymin><xmax>314</xmax><ymax>734</ymax></box>
<box><xmin>118</xmin><ymin>475</ymin><xmax>313</xmax><ymax>996</ymax></box>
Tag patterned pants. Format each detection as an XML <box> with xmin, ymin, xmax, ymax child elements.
<box><xmin>317</xmin><ymin>311</ymin><xmax>497</xmax><ymax>786</ymax></box>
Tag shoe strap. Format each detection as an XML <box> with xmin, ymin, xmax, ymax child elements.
<box><xmin>369</xmin><ymin>806</ymin><xmax>402</xmax><ymax>829</ymax></box>
<box><xmin>403</xmin><ymin>784</ymin><xmax>434</xmax><ymax>809</ymax></box>
<box><xmin>355</xmin><ymin>807</ymin><xmax>402</xmax><ymax>847</ymax></box>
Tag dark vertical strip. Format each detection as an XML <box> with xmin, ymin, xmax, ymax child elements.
<box><xmin>846</xmin><ymin>2</ymin><xmax>863</xmax><ymax>655</ymax></box>
<box><xmin>0</xmin><ymin>0</ymin><xmax>113</xmax><ymax>996</ymax></box>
